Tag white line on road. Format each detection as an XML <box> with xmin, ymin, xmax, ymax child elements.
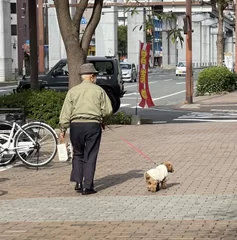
<box><xmin>203</xmin><ymin>104</ymin><xmax>237</xmax><ymax>107</ymax></box>
<box><xmin>122</xmin><ymin>98</ymin><xmax>139</xmax><ymax>100</ymax></box>
<box><xmin>131</xmin><ymin>106</ymin><xmax>142</xmax><ymax>109</ymax></box>
<box><xmin>125</xmin><ymin>81</ymin><xmax>156</xmax><ymax>88</ymax></box>
<box><xmin>176</xmin><ymin>82</ymin><xmax>185</xmax><ymax>85</ymax></box>
<box><xmin>120</xmin><ymin>104</ymin><xmax>131</xmax><ymax>107</ymax></box>
<box><xmin>174</xmin><ymin>119</ymin><xmax>237</xmax><ymax>122</ymax></box>
<box><xmin>124</xmin><ymin>92</ymin><xmax>138</xmax><ymax>96</ymax></box>
<box><xmin>211</xmin><ymin>109</ymin><xmax>237</xmax><ymax>112</ymax></box>
<box><xmin>164</xmin><ymin>79</ymin><xmax>173</xmax><ymax>82</ymax></box>
<box><xmin>0</xmin><ymin>85</ymin><xmax>17</xmax><ymax>89</ymax></box>
<box><xmin>153</xmin><ymin>90</ymin><xmax>186</xmax><ymax>101</ymax></box>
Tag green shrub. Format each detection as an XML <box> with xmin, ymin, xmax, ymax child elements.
<box><xmin>104</xmin><ymin>111</ymin><xmax>132</xmax><ymax>125</ymax></box>
<box><xmin>0</xmin><ymin>90</ymin><xmax>131</xmax><ymax>128</ymax></box>
<box><xmin>0</xmin><ymin>90</ymin><xmax>66</xmax><ymax>128</ymax></box>
<box><xmin>196</xmin><ymin>66</ymin><xmax>236</xmax><ymax>96</ymax></box>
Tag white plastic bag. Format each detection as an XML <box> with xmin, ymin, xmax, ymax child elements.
<box><xmin>57</xmin><ymin>138</ymin><xmax>68</xmax><ymax>161</ymax></box>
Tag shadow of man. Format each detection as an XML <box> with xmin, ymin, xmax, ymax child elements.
<box><xmin>94</xmin><ymin>169</ymin><xmax>144</xmax><ymax>191</ymax></box>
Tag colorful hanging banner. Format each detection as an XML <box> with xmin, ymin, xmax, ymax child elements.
<box><xmin>138</xmin><ymin>42</ymin><xmax>155</xmax><ymax>108</ymax></box>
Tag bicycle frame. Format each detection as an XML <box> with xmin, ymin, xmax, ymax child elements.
<box><xmin>0</xmin><ymin>122</ymin><xmax>37</xmax><ymax>155</ymax></box>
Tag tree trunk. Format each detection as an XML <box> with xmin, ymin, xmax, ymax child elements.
<box><xmin>54</xmin><ymin>0</ymin><xmax>103</xmax><ymax>89</ymax></box>
<box><xmin>217</xmin><ymin>6</ymin><xmax>224</xmax><ymax>66</ymax></box>
<box><xmin>67</xmin><ymin>44</ymin><xmax>86</xmax><ymax>89</ymax></box>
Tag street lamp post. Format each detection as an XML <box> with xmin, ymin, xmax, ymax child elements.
<box><xmin>185</xmin><ymin>0</ymin><xmax>193</xmax><ymax>104</ymax></box>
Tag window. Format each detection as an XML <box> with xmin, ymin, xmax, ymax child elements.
<box><xmin>90</xmin><ymin>61</ymin><xmax>114</xmax><ymax>75</ymax></box>
<box><xmin>11</xmin><ymin>3</ymin><xmax>16</xmax><ymax>14</ymax></box>
<box><xmin>11</xmin><ymin>25</ymin><xmax>17</xmax><ymax>36</ymax></box>
<box><xmin>178</xmin><ymin>62</ymin><xmax>186</xmax><ymax>67</ymax></box>
<box><xmin>120</xmin><ymin>64</ymin><xmax>131</xmax><ymax>70</ymax></box>
<box><xmin>22</xmin><ymin>3</ymin><xmax>26</xmax><ymax>15</ymax></box>
<box><xmin>23</xmin><ymin>24</ymin><xmax>27</xmax><ymax>36</ymax></box>
<box><xmin>53</xmin><ymin>62</ymin><xmax>69</xmax><ymax>76</ymax></box>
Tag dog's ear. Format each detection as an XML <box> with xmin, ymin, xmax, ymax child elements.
<box><xmin>164</xmin><ymin>162</ymin><xmax>174</xmax><ymax>173</ymax></box>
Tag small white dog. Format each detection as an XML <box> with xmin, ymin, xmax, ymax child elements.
<box><xmin>144</xmin><ymin>162</ymin><xmax>174</xmax><ymax>192</ymax></box>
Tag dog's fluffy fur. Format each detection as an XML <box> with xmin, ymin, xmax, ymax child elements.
<box><xmin>144</xmin><ymin>162</ymin><xmax>174</xmax><ymax>192</ymax></box>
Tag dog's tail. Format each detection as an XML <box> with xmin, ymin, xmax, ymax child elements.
<box><xmin>144</xmin><ymin>172</ymin><xmax>150</xmax><ymax>181</ymax></box>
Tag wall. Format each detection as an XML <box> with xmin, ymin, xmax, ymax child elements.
<box><xmin>95</xmin><ymin>6</ymin><xmax>118</xmax><ymax>57</ymax></box>
<box><xmin>127</xmin><ymin>8</ymin><xmax>146</xmax><ymax>68</ymax></box>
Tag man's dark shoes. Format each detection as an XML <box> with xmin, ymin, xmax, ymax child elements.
<box><xmin>75</xmin><ymin>182</ymin><xmax>83</xmax><ymax>193</ymax></box>
<box><xmin>82</xmin><ymin>188</ymin><xmax>97</xmax><ymax>195</ymax></box>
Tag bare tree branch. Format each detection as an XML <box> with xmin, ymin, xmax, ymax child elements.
<box><xmin>54</xmin><ymin>0</ymin><xmax>72</xmax><ymax>43</ymax></box>
<box><xmin>81</xmin><ymin>0</ymin><xmax>104</xmax><ymax>52</ymax></box>
<box><xmin>72</xmin><ymin>0</ymin><xmax>89</xmax><ymax>38</ymax></box>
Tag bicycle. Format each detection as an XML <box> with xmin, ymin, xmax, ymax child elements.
<box><xmin>0</xmin><ymin>113</ymin><xmax>58</xmax><ymax>168</ymax></box>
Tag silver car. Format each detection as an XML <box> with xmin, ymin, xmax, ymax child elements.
<box><xmin>120</xmin><ymin>62</ymin><xmax>137</xmax><ymax>83</ymax></box>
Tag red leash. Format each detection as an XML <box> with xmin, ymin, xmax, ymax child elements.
<box><xmin>106</xmin><ymin>126</ymin><xmax>157</xmax><ymax>166</ymax></box>
<box><xmin>119</xmin><ymin>136</ymin><xmax>157</xmax><ymax>166</ymax></box>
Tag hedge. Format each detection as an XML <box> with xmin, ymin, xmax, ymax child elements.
<box><xmin>196</xmin><ymin>66</ymin><xmax>236</xmax><ymax>96</ymax></box>
<box><xmin>0</xmin><ymin>90</ymin><xmax>131</xmax><ymax>128</ymax></box>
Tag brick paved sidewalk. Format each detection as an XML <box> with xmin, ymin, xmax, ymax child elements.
<box><xmin>176</xmin><ymin>90</ymin><xmax>237</xmax><ymax>112</ymax></box>
<box><xmin>1</xmin><ymin>123</ymin><xmax>237</xmax><ymax>239</ymax></box>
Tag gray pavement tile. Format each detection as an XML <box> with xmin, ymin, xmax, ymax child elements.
<box><xmin>1</xmin><ymin>195</ymin><xmax>237</xmax><ymax>222</ymax></box>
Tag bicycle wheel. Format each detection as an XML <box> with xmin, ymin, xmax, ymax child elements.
<box><xmin>14</xmin><ymin>122</ymin><xmax>57</xmax><ymax>167</ymax></box>
<box><xmin>0</xmin><ymin>121</ymin><xmax>16</xmax><ymax>166</ymax></box>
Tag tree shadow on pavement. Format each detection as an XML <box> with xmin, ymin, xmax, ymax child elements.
<box><xmin>95</xmin><ymin>170</ymin><xmax>144</xmax><ymax>191</ymax></box>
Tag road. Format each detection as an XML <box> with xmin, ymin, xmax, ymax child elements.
<box><xmin>121</xmin><ymin>69</ymin><xmax>237</xmax><ymax>123</ymax></box>
<box><xmin>0</xmin><ymin>85</ymin><xmax>16</xmax><ymax>95</ymax></box>
<box><xmin>120</xmin><ymin>69</ymin><xmax>198</xmax><ymax>123</ymax></box>
<box><xmin>121</xmin><ymin>70</ymin><xmax>196</xmax><ymax>109</ymax></box>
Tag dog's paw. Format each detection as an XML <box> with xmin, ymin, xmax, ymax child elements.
<box><xmin>161</xmin><ymin>183</ymin><xmax>167</xmax><ymax>189</ymax></box>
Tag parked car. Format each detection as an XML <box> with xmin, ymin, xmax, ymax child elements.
<box><xmin>120</xmin><ymin>62</ymin><xmax>137</xmax><ymax>83</ymax></box>
<box><xmin>175</xmin><ymin>61</ymin><xmax>194</xmax><ymax>76</ymax></box>
<box><xmin>175</xmin><ymin>61</ymin><xmax>186</xmax><ymax>76</ymax></box>
<box><xmin>14</xmin><ymin>56</ymin><xmax>125</xmax><ymax>113</ymax></box>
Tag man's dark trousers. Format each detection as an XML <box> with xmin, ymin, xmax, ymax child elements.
<box><xmin>70</xmin><ymin>122</ymin><xmax>102</xmax><ymax>189</ymax></box>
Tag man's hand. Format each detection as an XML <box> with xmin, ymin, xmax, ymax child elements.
<box><xmin>59</xmin><ymin>132</ymin><xmax>65</xmax><ymax>143</ymax></box>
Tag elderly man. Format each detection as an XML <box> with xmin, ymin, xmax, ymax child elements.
<box><xmin>59</xmin><ymin>63</ymin><xmax>113</xmax><ymax>195</ymax></box>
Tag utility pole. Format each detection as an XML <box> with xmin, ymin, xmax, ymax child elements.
<box><xmin>185</xmin><ymin>0</ymin><xmax>193</xmax><ymax>104</ymax></box>
<box><xmin>28</xmin><ymin>0</ymin><xmax>38</xmax><ymax>89</ymax></box>
<box><xmin>38</xmin><ymin>0</ymin><xmax>45</xmax><ymax>74</ymax></box>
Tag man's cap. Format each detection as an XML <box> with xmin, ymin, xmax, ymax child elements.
<box><xmin>79</xmin><ymin>63</ymin><xmax>98</xmax><ymax>75</ymax></box>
